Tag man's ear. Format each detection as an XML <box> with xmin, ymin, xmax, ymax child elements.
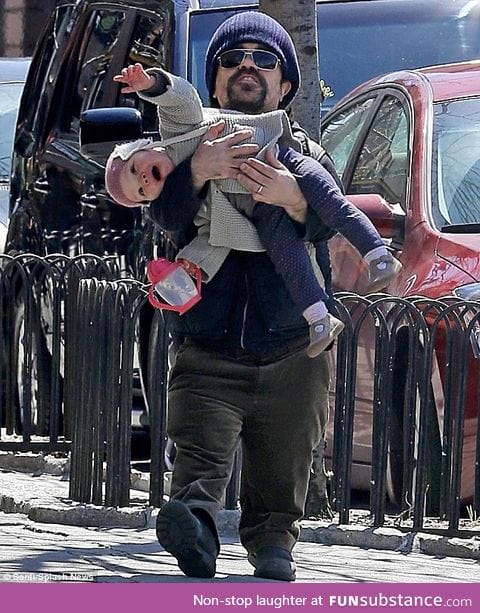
<box><xmin>280</xmin><ymin>80</ymin><xmax>292</xmax><ymax>101</ymax></box>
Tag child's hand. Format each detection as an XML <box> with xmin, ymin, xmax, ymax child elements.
<box><xmin>113</xmin><ymin>63</ymin><xmax>156</xmax><ymax>93</ymax></box>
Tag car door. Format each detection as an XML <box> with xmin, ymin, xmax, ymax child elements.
<box><xmin>321</xmin><ymin>91</ymin><xmax>411</xmax><ymax>473</ymax></box>
<box><xmin>323</xmin><ymin>91</ymin><xmax>410</xmax><ymax>293</ymax></box>
<box><xmin>7</xmin><ymin>1</ymin><xmax>75</xmax><ymax>255</ymax></box>
<box><xmin>8</xmin><ymin>0</ymin><xmax>174</xmax><ymax>268</ymax></box>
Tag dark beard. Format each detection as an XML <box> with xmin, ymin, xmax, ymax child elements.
<box><xmin>225</xmin><ymin>68</ymin><xmax>267</xmax><ymax>113</ymax></box>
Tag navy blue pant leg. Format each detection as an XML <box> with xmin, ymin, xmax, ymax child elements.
<box><xmin>252</xmin><ymin>203</ymin><xmax>327</xmax><ymax>313</ymax></box>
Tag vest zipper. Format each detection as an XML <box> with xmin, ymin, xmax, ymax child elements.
<box><xmin>240</xmin><ymin>273</ymin><xmax>249</xmax><ymax>349</ymax></box>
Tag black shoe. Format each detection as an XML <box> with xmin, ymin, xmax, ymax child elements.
<box><xmin>247</xmin><ymin>546</ymin><xmax>296</xmax><ymax>581</ymax></box>
<box><xmin>156</xmin><ymin>500</ymin><xmax>219</xmax><ymax>578</ymax></box>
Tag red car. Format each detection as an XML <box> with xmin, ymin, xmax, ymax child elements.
<box><xmin>321</xmin><ymin>61</ymin><xmax>480</xmax><ymax>509</ymax></box>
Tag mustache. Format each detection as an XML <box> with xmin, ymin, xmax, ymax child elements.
<box><xmin>228</xmin><ymin>67</ymin><xmax>267</xmax><ymax>88</ymax></box>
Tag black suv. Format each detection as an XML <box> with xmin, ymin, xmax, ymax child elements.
<box><xmin>7</xmin><ymin>0</ymin><xmax>175</xmax><ymax>276</ymax></box>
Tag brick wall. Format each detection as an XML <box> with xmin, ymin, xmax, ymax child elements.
<box><xmin>0</xmin><ymin>0</ymin><xmax>57</xmax><ymax>57</ymax></box>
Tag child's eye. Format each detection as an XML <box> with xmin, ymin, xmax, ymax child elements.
<box><xmin>131</xmin><ymin>164</ymin><xmax>137</xmax><ymax>175</ymax></box>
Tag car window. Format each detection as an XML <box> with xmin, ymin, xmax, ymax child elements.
<box><xmin>187</xmin><ymin>1</ymin><xmax>480</xmax><ymax>113</ymax></box>
<box><xmin>317</xmin><ymin>0</ymin><xmax>480</xmax><ymax>113</ymax></box>
<box><xmin>321</xmin><ymin>98</ymin><xmax>375</xmax><ymax>178</ymax></box>
<box><xmin>17</xmin><ymin>4</ymin><xmax>73</xmax><ymax>144</ymax></box>
<box><xmin>0</xmin><ymin>82</ymin><xmax>24</xmax><ymax>181</ymax></box>
<box><xmin>432</xmin><ymin>97</ymin><xmax>480</xmax><ymax>228</ymax></box>
<box><xmin>68</xmin><ymin>10</ymin><xmax>127</xmax><ymax>135</ymax></box>
<box><xmin>118</xmin><ymin>11</ymin><xmax>173</xmax><ymax>138</ymax></box>
<box><xmin>63</xmin><ymin>8</ymin><xmax>171</xmax><ymax>139</ymax></box>
<box><xmin>350</xmin><ymin>96</ymin><xmax>409</xmax><ymax>209</ymax></box>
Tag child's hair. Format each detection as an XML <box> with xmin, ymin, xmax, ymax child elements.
<box><xmin>105</xmin><ymin>138</ymin><xmax>154</xmax><ymax>207</ymax></box>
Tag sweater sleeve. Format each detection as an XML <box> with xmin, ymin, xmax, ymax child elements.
<box><xmin>137</xmin><ymin>67</ymin><xmax>204</xmax><ymax>139</ymax></box>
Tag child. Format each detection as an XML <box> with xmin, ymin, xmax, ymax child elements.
<box><xmin>105</xmin><ymin>64</ymin><xmax>402</xmax><ymax>357</ymax></box>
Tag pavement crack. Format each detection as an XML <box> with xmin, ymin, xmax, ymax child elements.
<box><xmin>23</xmin><ymin>524</ymin><xmax>70</xmax><ymax>538</ymax></box>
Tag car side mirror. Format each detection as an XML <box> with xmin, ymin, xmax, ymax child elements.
<box><xmin>80</xmin><ymin>107</ymin><xmax>143</xmax><ymax>160</ymax></box>
<box><xmin>347</xmin><ymin>193</ymin><xmax>406</xmax><ymax>246</ymax></box>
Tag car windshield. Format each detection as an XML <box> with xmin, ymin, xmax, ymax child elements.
<box><xmin>317</xmin><ymin>0</ymin><xmax>480</xmax><ymax>112</ymax></box>
<box><xmin>431</xmin><ymin>97</ymin><xmax>480</xmax><ymax>231</ymax></box>
<box><xmin>0</xmin><ymin>81</ymin><xmax>24</xmax><ymax>181</ymax></box>
<box><xmin>188</xmin><ymin>0</ymin><xmax>480</xmax><ymax>112</ymax></box>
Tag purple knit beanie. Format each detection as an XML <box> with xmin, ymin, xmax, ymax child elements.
<box><xmin>205</xmin><ymin>11</ymin><xmax>300</xmax><ymax>109</ymax></box>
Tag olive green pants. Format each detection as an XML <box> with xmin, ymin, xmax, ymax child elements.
<box><xmin>167</xmin><ymin>341</ymin><xmax>330</xmax><ymax>553</ymax></box>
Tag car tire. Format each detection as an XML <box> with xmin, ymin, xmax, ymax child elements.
<box><xmin>10</xmin><ymin>297</ymin><xmax>53</xmax><ymax>436</ymax></box>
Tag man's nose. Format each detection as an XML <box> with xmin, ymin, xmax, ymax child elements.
<box><xmin>239</xmin><ymin>52</ymin><xmax>256</xmax><ymax>68</ymax></box>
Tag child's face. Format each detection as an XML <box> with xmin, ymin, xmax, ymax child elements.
<box><xmin>120</xmin><ymin>149</ymin><xmax>174</xmax><ymax>204</ymax></box>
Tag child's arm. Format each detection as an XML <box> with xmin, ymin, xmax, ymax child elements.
<box><xmin>140</xmin><ymin>68</ymin><xmax>204</xmax><ymax>137</ymax></box>
<box><xmin>281</xmin><ymin>148</ymin><xmax>385</xmax><ymax>255</ymax></box>
<box><xmin>113</xmin><ymin>63</ymin><xmax>204</xmax><ymax>138</ymax></box>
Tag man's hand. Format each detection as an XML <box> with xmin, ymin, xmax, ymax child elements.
<box><xmin>190</xmin><ymin>121</ymin><xmax>260</xmax><ymax>193</ymax></box>
<box><xmin>236</xmin><ymin>149</ymin><xmax>308</xmax><ymax>223</ymax></box>
<box><xmin>113</xmin><ymin>63</ymin><xmax>156</xmax><ymax>93</ymax></box>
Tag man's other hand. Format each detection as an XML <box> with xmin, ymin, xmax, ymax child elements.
<box><xmin>237</xmin><ymin>149</ymin><xmax>308</xmax><ymax>223</ymax></box>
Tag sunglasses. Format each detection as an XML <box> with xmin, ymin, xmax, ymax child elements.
<box><xmin>218</xmin><ymin>49</ymin><xmax>281</xmax><ymax>71</ymax></box>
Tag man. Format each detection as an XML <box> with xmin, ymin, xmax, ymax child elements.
<box><xmin>151</xmin><ymin>11</ymin><xmax>335</xmax><ymax>582</ymax></box>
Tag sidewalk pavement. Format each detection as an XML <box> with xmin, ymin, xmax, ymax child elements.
<box><xmin>0</xmin><ymin>452</ymin><xmax>479</xmax><ymax>583</ymax></box>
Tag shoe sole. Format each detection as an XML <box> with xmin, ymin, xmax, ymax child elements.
<box><xmin>248</xmin><ymin>555</ymin><xmax>296</xmax><ymax>582</ymax></box>
<box><xmin>156</xmin><ymin>501</ymin><xmax>216</xmax><ymax>578</ymax></box>
<box><xmin>306</xmin><ymin>319</ymin><xmax>345</xmax><ymax>358</ymax></box>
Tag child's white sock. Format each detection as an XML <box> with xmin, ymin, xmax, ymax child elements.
<box><xmin>364</xmin><ymin>246</ymin><xmax>388</xmax><ymax>263</ymax></box>
<box><xmin>303</xmin><ymin>300</ymin><xmax>328</xmax><ymax>324</ymax></box>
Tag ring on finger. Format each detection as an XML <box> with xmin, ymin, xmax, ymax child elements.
<box><xmin>257</xmin><ymin>184</ymin><xmax>263</xmax><ymax>194</ymax></box>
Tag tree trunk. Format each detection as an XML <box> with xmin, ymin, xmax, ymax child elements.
<box><xmin>259</xmin><ymin>0</ymin><xmax>333</xmax><ymax>520</ymax></box>
<box><xmin>259</xmin><ymin>0</ymin><xmax>321</xmax><ymax>140</ymax></box>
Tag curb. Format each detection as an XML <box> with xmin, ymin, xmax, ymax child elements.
<box><xmin>0</xmin><ymin>492</ymin><xmax>153</xmax><ymax>528</ymax></box>
<box><xmin>1</xmin><ymin>453</ymin><xmax>479</xmax><ymax>560</ymax></box>
<box><xmin>300</xmin><ymin>520</ymin><xmax>480</xmax><ymax>560</ymax></box>
<box><xmin>0</xmin><ymin>451</ymin><xmax>70</xmax><ymax>476</ymax></box>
